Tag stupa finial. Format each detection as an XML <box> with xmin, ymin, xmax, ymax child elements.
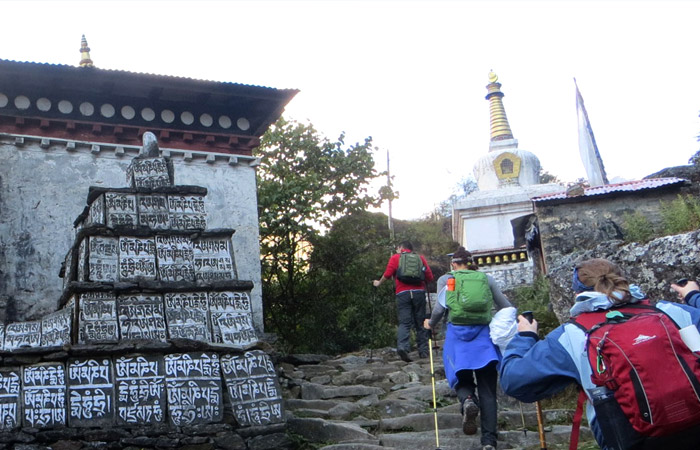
<box><xmin>485</xmin><ymin>71</ymin><xmax>514</xmax><ymax>143</ymax></box>
<box><xmin>79</xmin><ymin>35</ymin><xmax>94</xmax><ymax>68</ymax></box>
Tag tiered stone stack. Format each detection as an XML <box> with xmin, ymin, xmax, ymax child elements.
<box><xmin>0</xmin><ymin>133</ymin><xmax>283</xmax><ymax>439</ymax></box>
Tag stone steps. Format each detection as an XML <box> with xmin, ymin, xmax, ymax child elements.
<box><xmin>279</xmin><ymin>348</ymin><xmax>596</xmax><ymax>449</ymax></box>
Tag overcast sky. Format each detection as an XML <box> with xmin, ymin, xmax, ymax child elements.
<box><xmin>3</xmin><ymin>0</ymin><xmax>699</xmax><ymax>220</ymax></box>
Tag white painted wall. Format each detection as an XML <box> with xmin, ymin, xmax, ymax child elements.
<box><xmin>0</xmin><ymin>136</ymin><xmax>263</xmax><ymax>330</ymax></box>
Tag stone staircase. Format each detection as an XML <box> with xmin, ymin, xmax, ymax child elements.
<box><xmin>278</xmin><ymin>347</ymin><xmax>595</xmax><ymax>450</ymax></box>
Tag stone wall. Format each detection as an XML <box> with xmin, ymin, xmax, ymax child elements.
<box><xmin>544</xmin><ymin>230</ymin><xmax>700</xmax><ymax>323</ymax></box>
<box><xmin>0</xmin><ymin>138</ymin><xmax>263</xmax><ymax>330</ymax></box>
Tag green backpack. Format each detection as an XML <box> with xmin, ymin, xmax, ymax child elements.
<box><xmin>446</xmin><ymin>269</ymin><xmax>493</xmax><ymax>325</ymax></box>
<box><xmin>396</xmin><ymin>252</ymin><xmax>425</xmax><ymax>285</ymax></box>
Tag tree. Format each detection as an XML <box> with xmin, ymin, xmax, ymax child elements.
<box><xmin>255</xmin><ymin>117</ymin><xmax>382</xmax><ymax>350</ymax></box>
<box><xmin>539</xmin><ymin>169</ymin><xmax>561</xmax><ymax>184</ymax></box>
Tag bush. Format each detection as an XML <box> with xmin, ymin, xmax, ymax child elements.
<box><xmin>621</xmin><ymin>211</ymin><xmax>656</xmax><ymax>243</ymax></box>
<box><xmin>509</xmin><ymin>276</ymin><xmax>559</xmax><ymax>336</ymax></box>
<box><xmin>660</xmin><ymin>194</ymin><xmax>700</xmax><ymax>235</ymax></box>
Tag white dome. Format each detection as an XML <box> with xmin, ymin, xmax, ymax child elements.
<box><xmin>473</xmin><ymin>140</ymin><xmax>541</xmax><ymax>191</ymax></box>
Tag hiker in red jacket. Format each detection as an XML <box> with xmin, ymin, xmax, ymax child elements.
<box><xmin>373</xmin><ymin>241</ymin><xmax>434</xmax><ymax>362</ymax></box>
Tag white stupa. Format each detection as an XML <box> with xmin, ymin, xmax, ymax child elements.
<box><xmin>452</xmin><ymin>72</ymin><xmax>563</xmax><ymax>285</ymax></box>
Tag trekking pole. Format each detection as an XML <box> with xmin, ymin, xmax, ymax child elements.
<box><xmin>522</xmin><ymin>311</ymin><xmax>547</xmax><ymax>450</ymax></box>
<box><xmin>428</xmin><ymin>333</ymin><xmax>441</xmax><ymax>450</ymax></box>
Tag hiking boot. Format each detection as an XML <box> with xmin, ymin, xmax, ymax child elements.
<box><xmin>462</xmin><ymin>397</ymin><xmax>479</xmax><ymax>435</ymax></box>
<box><xmin>418</xmin><ymin>351</ymin><xmax>429</xmax><ymax>359</ymax></box>
<box><xmin>397</xmin><ymin>349</ymin><xmax>412</xmax><ymax>362</ymax></box>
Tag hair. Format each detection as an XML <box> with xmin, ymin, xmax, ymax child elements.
<box><xmin>398</xmin><ymin>241</ymin><xmax>413</xmax><ymax>251</ymax></box>
<box><xmin>451</xmin><ymin>246</ymin><xmax>478</xmax><ymax>270</ymax></box>
<box><xmin>576</xmin><ymin>258</ymin><xmax>631</xmax><ymax>304</ymax></box>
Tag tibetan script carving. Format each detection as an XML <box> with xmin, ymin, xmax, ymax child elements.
<box><xmin>118</xmin><ymin>236</ymin><xmax>157</xmax><ymax>281</ymax></box>
<box><xmin>164</xmin><ymin>292</ymin><xmax>210</xmax><ymax>341</ymax></box>
<box><xmin>127</xmin><ymin>157</ymin><xmax>171</xmax><ymax>189</ymax></box>
<box><xmin>78</xmin><ymin>292</ymin><xmax>119</xmax><ymax>344</ymax></box>
<box><xmin>41</xmin><ymin>307</ymin><xmax>73</xmax><ymax>347</ymax></box>
<box><xmin>0</xmin><ymin>368</ymin><xmax>21</xmax><ymax>430</ymax></box>
<box><xmin>221</xmin><ymin>351</ymin><xmax>283</xmax><ymax>427</ymax></box>
<box><xmin>89</xmin><ymin>194</ymin><xmax>105</xmax><ymax>226</ymax></box>
<box><xmin>156</xmin><ymin>235</ymin><xmax>195</xmax><ymax>282</ymax></box>
<box><xmin>4</xmin><ymin>321</ymin><xmax>41</xmax><ymax>351</ymax></box>
<box><xmin>87</xmin><ymin>236</ymin><xmax>119</xmax><ymax>282</ymax></box>
<box><xmin>164</xmin><ymin>353</ymin><xmax>222</xmax><ymax>426</ymax></box>
<box><xmin>208</xmin><ymin>292</ymin><xmax>254</xmax><ymax>345</ymax></box>
<box><xmin>67</xmin><ymin>358</ymin><xmax>114</xmax><ymax>427</ymax></box>
<box><xmin>193</xmin><ymin>237</ymin><xmax>235</xmax><ymax>282</ymax></box>
<box><xmin>117</xmin><ymin>294</ymin><xmax>167</xmax><ymax>342</ymax></box>
<box><xmin>105</xmin><ymin>192</ymin><xmax>137</xmax><ymax>228</ymax></box>
<box><xmin>137</xmin><ymin>194</ymin><xmax>169</xmax><ymax>230</ymax></box>
<box><xmin>114</xmin><ymin>354</ymin><xmax>165</xmax><ymax>425</ymax></box>
<box><xmin>22</xmin><ymin>363</ymin><xmax>66</xmax><ymax>428</ymax></box>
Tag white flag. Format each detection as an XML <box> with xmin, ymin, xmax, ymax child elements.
<box><xmin>575</xmin><ymin>79</ymin><xmax>608</xmax><ymax>187</ymax></box>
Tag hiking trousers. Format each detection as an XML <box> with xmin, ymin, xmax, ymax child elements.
<box><xmin>396</xmin><ymin>289</ymin><xmax>429</xmax><ymax>355</ymax></box>
<box><xmin>455</xmin><ymin>360</ymin><xmax>499</xmax><ymax>447</ymax></box>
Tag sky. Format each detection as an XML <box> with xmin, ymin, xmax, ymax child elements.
<box><xmin>2</xmin><ymin>0</ymin><xmax>699</xmax><ymax>220</ymax></box>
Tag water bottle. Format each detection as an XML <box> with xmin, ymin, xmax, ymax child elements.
<box><xmin>447</xmin><ymin>277</ymin><xmax>455</xmax><ymax>291</ymax></box>
<box><xmin>588</xmin><ymin>387</ymin><xmax>637</xmax><ymax>449</ymax></box>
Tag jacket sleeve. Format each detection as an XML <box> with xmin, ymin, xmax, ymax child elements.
<box><xmin>499</xmin><ymin>325</ymin><xmax>580</xmax><ymax>403</ymax></box>
<box><xmin>486</xmin><ymin>275</ymin><xmax>513</xmax><ymax>310</ymax></box>
<box><xmin>686</xmin><ymin>290</ymin><xmax>700</xmax><ymax>308</ymax></box>
<box><xmin>382</xmin><ymin>254</ymin><xmax>399</xmax><ymax>279</ymax></box>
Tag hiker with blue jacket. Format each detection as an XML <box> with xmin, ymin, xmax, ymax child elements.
<box><xmin>373</xmin><ymin>241</ymin><xmax>434</xmax><ymax>362</ymax></box>
<box><xmin>500</xmin><ymin>258</ymin><xmax>700</xmax><ymax>450</ymax></box>
<box><xmin>423</xmin><ymin>246</ymin><xmax>512</xmax><ymax>450</ymax></box>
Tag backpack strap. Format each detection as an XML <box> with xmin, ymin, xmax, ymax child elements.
<box><xmin>569</xmin><ymin>302</ymin><xmax>656</xmax><ymax>332</ymax></box>
<box><xmin>569</xmin><ymin>387</ymin><xmax>588</xmax><ymax>450</ymax></box>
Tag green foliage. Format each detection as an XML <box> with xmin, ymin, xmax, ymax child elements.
<box><xmin>660</xmin><ymin>194</ymin><xmax>700</xmax><ymax>235</ymax></box>
<box><xmin>539</xmin><ymin>168</ymin><xmax>560</xmax><ymax>184</ymax></box>
<box><xmin>690</xmin><ymin>149</ymin><xmax>700</xmax><ymax>166</ymax></box>
<box><xmin>255</xmin><ymin>118</ymin><xmax>383</xmax><ymax>352</ymax></box>
<box><xmin>509</xmin><ymin>276</ymin><xmax>559</xmax><ymax>336</ymax></box>
<box><xmin>621</xmin><ymin>211</ymin><xmax>656</xmax><ymax>243</ymax></box>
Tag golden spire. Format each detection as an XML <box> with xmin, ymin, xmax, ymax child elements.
<box><xmin>79</xmin><ymin>35</ymin><xmax>94</xmax><ymax>68</ymax></box>
<box><xmin>485</xmin><ymin>70</ymin><xmax>513</xmax><ymax>142</ymax></box>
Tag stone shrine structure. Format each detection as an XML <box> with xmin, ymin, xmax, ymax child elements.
<box><xmin>0</xmin><ymin>132</ymin><xmax>286</xmax><ymax>448</ymax></box>
<box><xmin>0</xmin><ymin>39</ymin><xmax>297</xmax><ymax>329</ymax></box>
<box><xmin>452</xmin><ymin>72</ymin><xmax>562</xmax><ymax>286</ymax></box>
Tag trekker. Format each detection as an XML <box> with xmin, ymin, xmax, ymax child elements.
<box><xmin>423</xmin><ymin>246</ymin><xmax>512</xmax><ymax>450</ymax></box>
<box><xmin>500</xmin><ymin>259</ymin><xmax>700</xmax><ymax>450</ymax></box>
<box><xmin>373</xmin><ymin>241</ymin><xmax>434</xmax><ymax>362</ymax></box>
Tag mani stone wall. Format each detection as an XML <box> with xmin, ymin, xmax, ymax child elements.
<box><xmin>0</xmin><ymin>136</ymin><xmax>263</xmax><ymax>330</ymax></box>
<box><xmin>0</xmin><ymin>140</ymin><xmax>286</xmax><ymax>449</ymax></box>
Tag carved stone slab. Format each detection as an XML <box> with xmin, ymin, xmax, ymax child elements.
<box><xmin>22</xmin><ymin>363</ymin><xmax>66</xmax><ymax>428</ymax></box>
<box><xmin>164</xmin><ymin>352</ymin><xmax>222</xmax><ymax>426</ymax></box>
<box><xmin>78</xmin><ymin>292</ymin><xmax>119</xmax><ymax>344</ymax></box>
<box><xmin>105</xmin><ymin>192</ymin><xmax>138</xmax><ymax>227</ymax></box>
<box><xmin>155</xmin><ymin>235</ymin><xmax>195</xmax><ymax>282</ymax></box>
<box><xmin>114</xmin><ymin>354</ymin><xmax>166</xmax><ymax>425</ymax></box>
<box><xmin>137</xmin><ymin>194</ymin><xmax>169</xmax><ymax>230</ymax></box>
<box><xmin>193</xmin><ymin>237</ymin><xmax>235</xmax><ymax>282</ymax></box>
<box><xmin>4</xmin><ymin>321</ymin><xmax>41</xmax><ymax>351</ymax></box>
<box><xmin>88</xmin><ymin>194</ymin><xmax>105</xmax><ymax>225</ymax></box>
<box><xmin>0</xmin><ymin>325</ymin><xmax>4</xmax><ymax>351</ymax></box>
<box><xmin>41</xmin><ymin>306</ymin><xmax>73</xmax><ymax>347</ymax></box>
<box><xmin>164</xmin><ymin>292</ymin><xmax>210</xmax><ymax>341</ymax></box>
<box><xmin>87</xmin><ymin>236</ymin><xmax>119</xmax><ymax>282</ymax></box>
<box><xmin>118</xmin><ymin>237</ymin><xmax>157</xmax><ymax>281</ymax></box>
<box><xmin>168</xmin><ymin>195</ymin><xmax>207</xmax><ymax>231</ymax></box>
<box><xmin>221</xmin><ymin>351</ymin><xmax>284</xmax><ymax>427</ymax></box>
<box><xmin>127</xmin><ymin>157</ymin><xmax>171</xmax><ymax>189</ymax></box>
<box><xmin>77</xmin><ymin>239</ymin><xmax>87</xmax><ymax>282</ymax></box>
<box><xmin>0</xmin><ymin>368</ymin><xmax>21</xmax><ymax>430</ymax></box>
<box><xmin>67</xmin><ymin>358</ymin><xmax>114</xmax><ymax>427</ymax></box>
<box><xmin>208</xmin><ymin>292</ymin><xmax>255</xmax><ymax>345</ymax></box>
<box><xmin>117</xmin><ymin>294</ymin><xmax>167</xmax><ymax>342</ymax></box>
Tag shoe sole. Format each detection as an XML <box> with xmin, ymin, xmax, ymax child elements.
<box><xmin>397</xmin><ymin>349</ymin><xmax>412</xmax><ymax>362</ymax></box>
<box><xmin>462</xmin><ymin>401</ymin><xmax>479</xmax><ymax>435</ymax></box>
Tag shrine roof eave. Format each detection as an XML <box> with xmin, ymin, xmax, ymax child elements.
<box><xmin>0</xmin><ymin>59</ymin><xmax>299</xmax><ymax>137</ymax></box>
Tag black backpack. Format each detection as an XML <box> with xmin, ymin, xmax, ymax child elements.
<box><xmin>396</xmin><ymin>252</ymin><xmax>425</xmax><ymax>285</ymax></box>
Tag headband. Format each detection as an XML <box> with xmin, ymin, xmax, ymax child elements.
<box><xmin>572</xmin><ymin>267</ymin><xmax>594</xmax><ymax>293</ymax></box>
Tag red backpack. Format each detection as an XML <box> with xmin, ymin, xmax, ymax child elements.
<box><xmin>571</xmin><ymin>303</ymin><xmax>700</xmax><ymax>449</ymax></box>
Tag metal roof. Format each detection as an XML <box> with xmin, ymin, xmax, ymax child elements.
<box><xmin>532</xmin><ymin>177</ymin><xmax>688</xmax><ymax>203</ymax></box>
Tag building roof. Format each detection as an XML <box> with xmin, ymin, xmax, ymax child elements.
<box><xmin>0</xmin><ymin>58</ymin><xmax>298</xmax><ymax>153</ymax></box>
<box><xmin>532</xmin><ymin>177</ymin><xmax>688</xmax><ymax>204</ymax></box>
